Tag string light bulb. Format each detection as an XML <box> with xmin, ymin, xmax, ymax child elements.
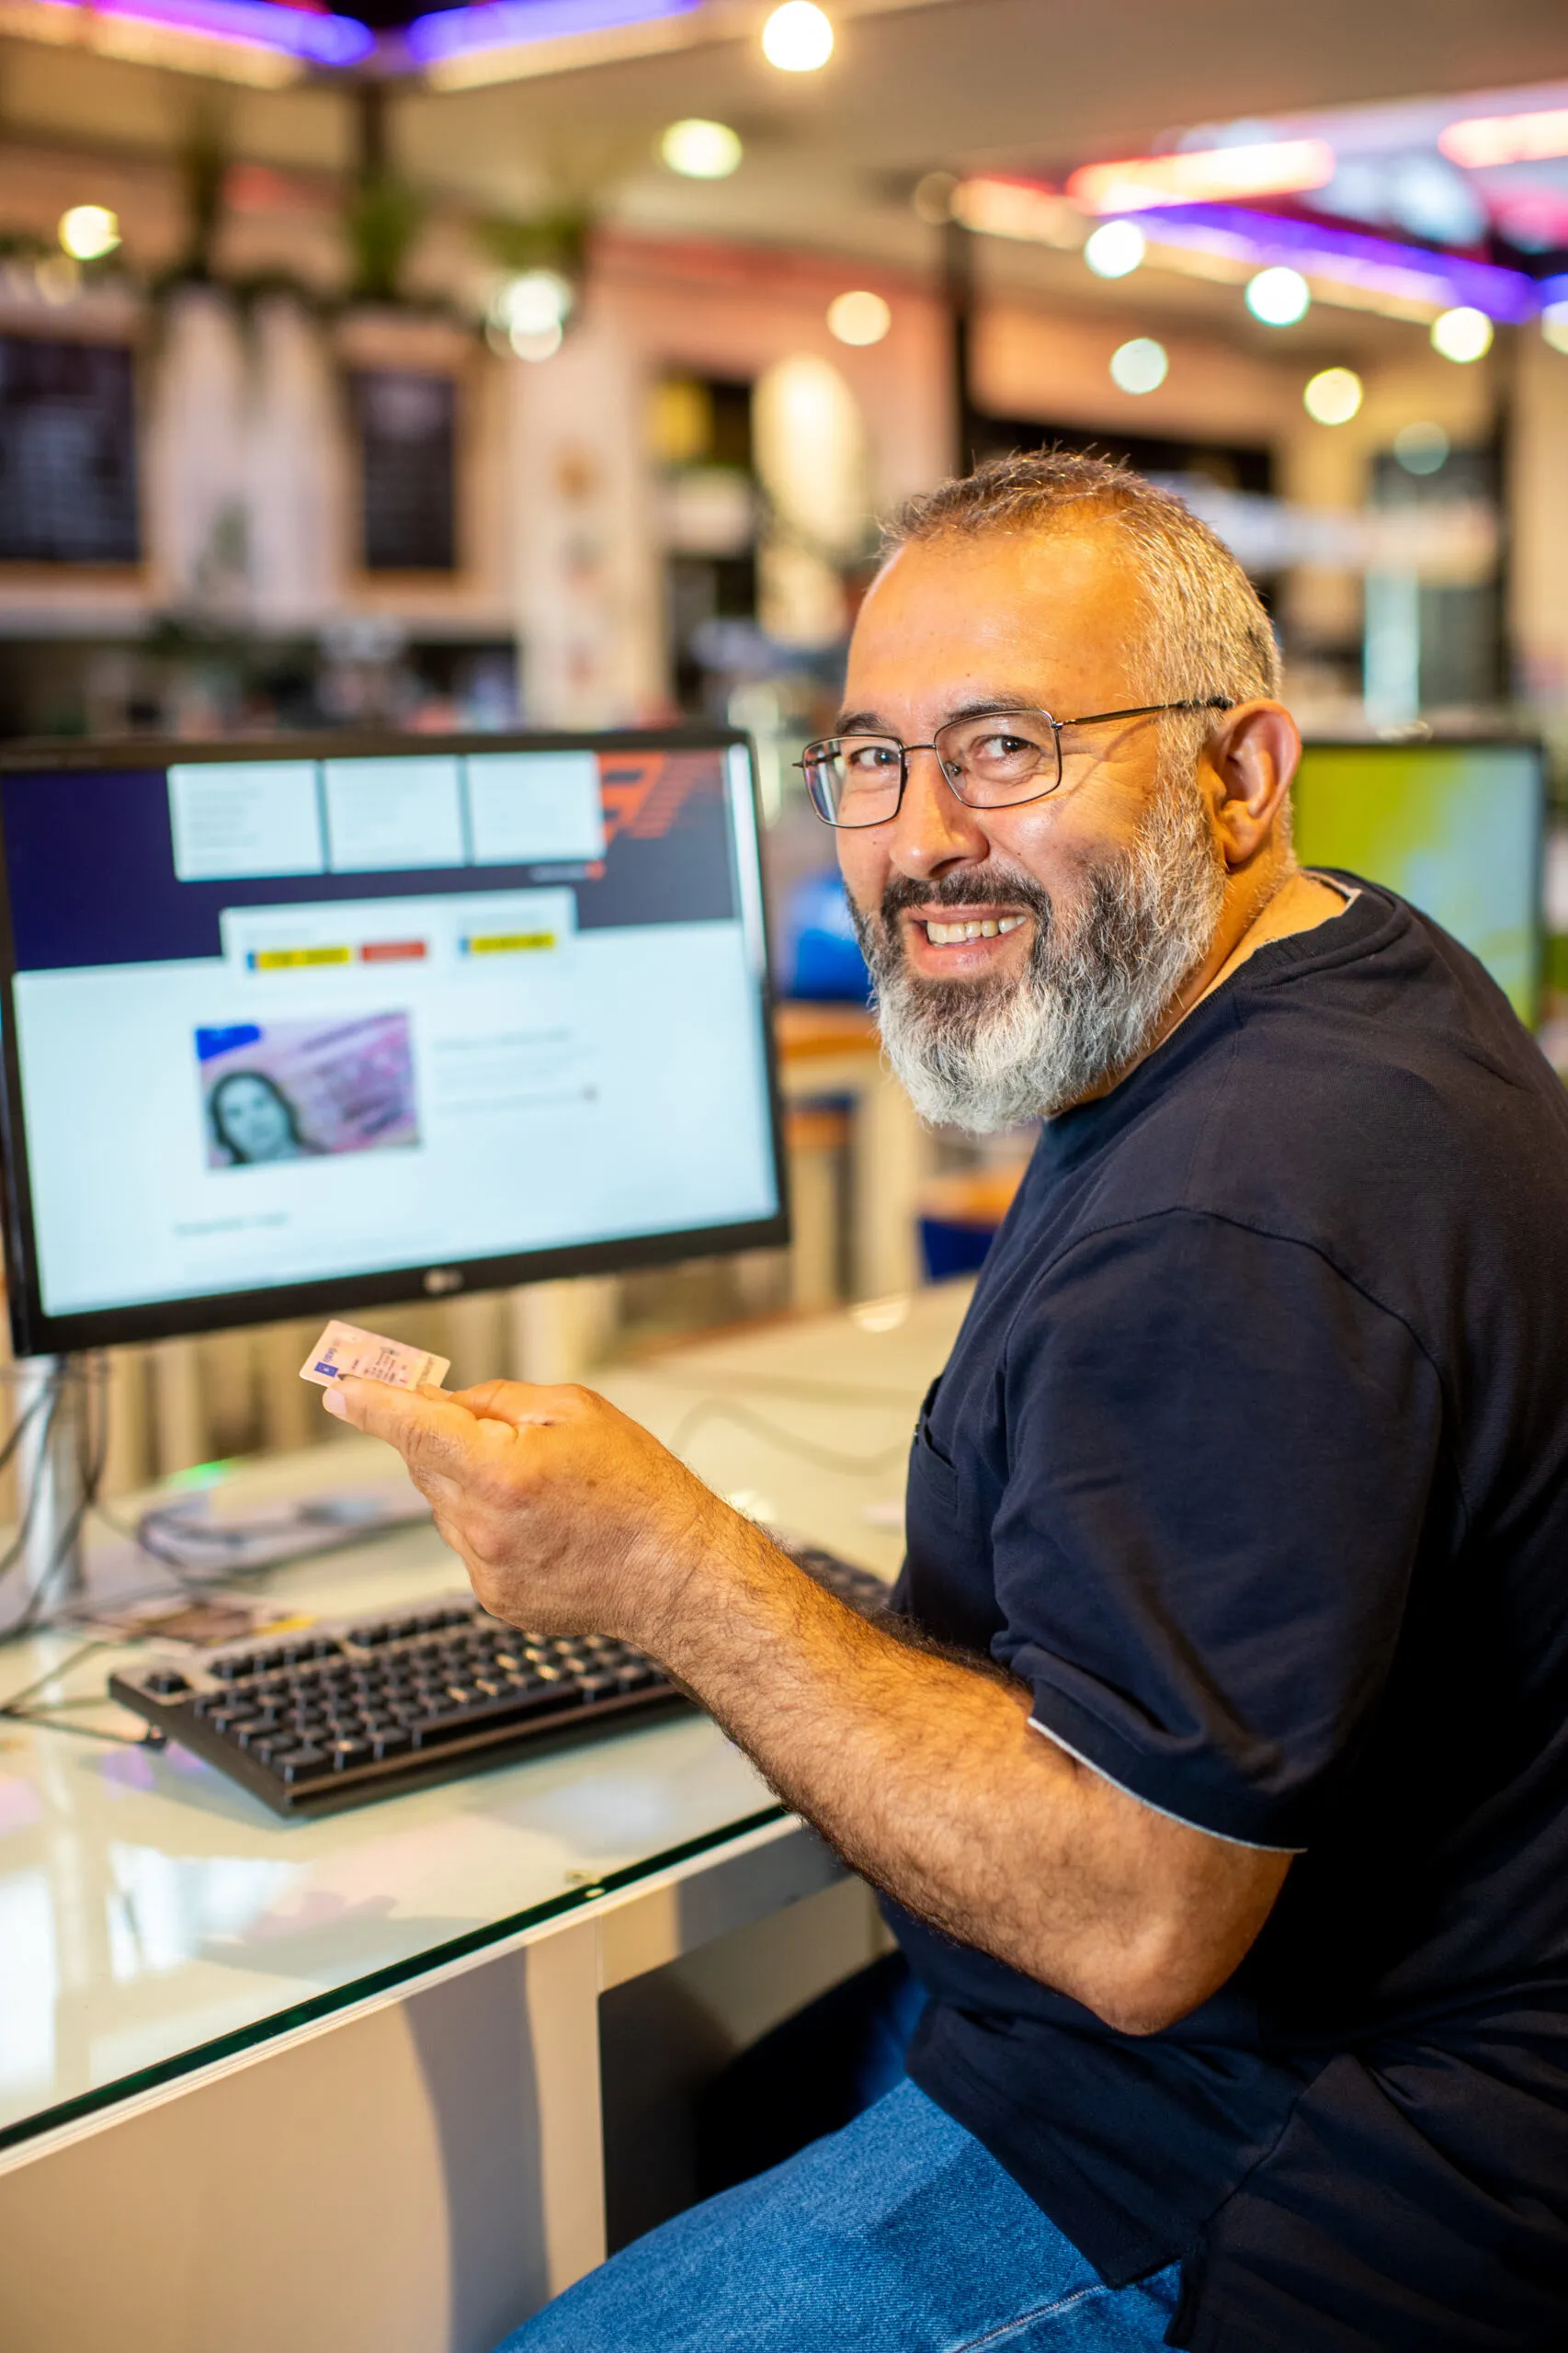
<box><xmin>762</xmin><ymin>2</ymin><xmax>833</xmax><ymax>71</ymax></box>
<box><xmin>1083</xmin><ymin>221</ymin><xmax>1145</xmax><ymax>278</ymax></box>
<box><xmin>827</xmin><ymin>290</ymin><xmax>891</xmax><ymax>346</ymax></box>
<box><xmin>1109</xmin><ymin>337</ymin><xmax>1168</xmax><ymax>394</ymax></box>
<box><xmin>1302</xmin><ymin>368</ymin><xmax>1363</xmax><ymax>425</ymax></box>
<box><xmin>1430</xmin><ymin>306</ymin><xmax>1493</xmax><ymax>362</ymax></box>
<box><xmin>59</xmin><ymin>206</ymin><xmax>119</xmax><ymax>261</ymax></box>
<box><xmin>660</xmin><ymin>119</ymin><xmax>743</xmax><ymax>178</ymax></box>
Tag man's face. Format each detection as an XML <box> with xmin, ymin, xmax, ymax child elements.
<box><xmin>835</xmin><ymin>525</ymin><xmax>1227</xmax><ymax>1128</ymax></box>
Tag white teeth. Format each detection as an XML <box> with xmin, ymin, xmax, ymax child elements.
<box><xmin>923</xmin><ymin>914</ymin><xmax>1027</xmax><ymax>944</ymax></box>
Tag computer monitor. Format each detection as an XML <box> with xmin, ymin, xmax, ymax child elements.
<box><xmin>0</xmin><ymin>729</ymin><xmax>788</xmax><ymax>1358</ymax></box>
<box><xmin>1290</xmin><ymin>737</ymin><xmax>1545</xmax><ymax>1028</ymax></box>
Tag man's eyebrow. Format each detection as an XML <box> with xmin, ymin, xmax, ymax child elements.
<box><xmin>830</xmin><ymin>695</ymin><xmax>1049</xmax><ymax>736</ymax></box>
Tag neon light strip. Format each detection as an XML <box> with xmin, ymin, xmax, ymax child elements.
<box><xmin>1439</xmin><ymin>106</ymin><xmax>1568</xmax><ymax>169</ymax></box>
<box><xmin>1140</xmin><ymin>205</ymin><xmax>1540</xmax><ymax>322</ymax></box>
<box><xmin>25</xmin><ymin>0</ymin><xmax>373</xmax><ymax>63</ymax></box>
<box><xmin>1066</xmin><ymin>140</ymin><xmax>1335</xmax><ymax>216</ymax></box>
<box><xmin>406</xmin><ymin>0</ymin><xmax>695</xmax><ymax>66</ymax></box>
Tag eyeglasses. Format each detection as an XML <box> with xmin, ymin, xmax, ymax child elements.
<box><xmin>796</xmin><ymin>700</ymin><xmax>1231</xmax><ymax>828</ymax></box>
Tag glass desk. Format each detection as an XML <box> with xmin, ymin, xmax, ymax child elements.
<box><xmin>0</xmin><ymin>1282</ymin><xmax>969</xmax><ymax>2353</ymax></box>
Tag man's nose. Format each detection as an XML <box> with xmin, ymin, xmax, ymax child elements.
<box><xmin>884</xmin><ymin>745</ymin><xmax>992</xmax><ymax>879</ymax></box>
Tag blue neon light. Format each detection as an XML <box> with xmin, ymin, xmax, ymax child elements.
<box><xmin>91</xmin><ymin>0</ymin><xmax>374</xmax><ymax>66</ymax></box>
<box><xmin>1141</xmin><ymin>203</ymin><xmax>1540</xmax><ymax>323</ymax></box>
<box><xmin>406</xmin><ymin>0</ymin><xmax>696</xmax><ymax>67</ymax></box>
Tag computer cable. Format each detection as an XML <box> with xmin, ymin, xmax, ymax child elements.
<box><xmin>0</xmin><ymin>1633</ymin><xmax>166</xmax><ymax>1749</ymax></box>
<box><xmin>0</xmin><ymin>1357</ymin><xmax>112</xmax><ymax>1646</ymax></box>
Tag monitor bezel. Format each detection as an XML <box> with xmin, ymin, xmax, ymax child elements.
<box><xmin>1292</xmin><ymin>731</ymin><xmax>1548</xmax><ymax>1031</ymax></box>
<box><xmin>0</xmin><ymin>726</ymin><xmax>792</xmax><ymax>1358</ymax></box>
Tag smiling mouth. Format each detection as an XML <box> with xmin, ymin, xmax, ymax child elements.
<box><xmin>917</xmin><ymin>914</ymin><xmax>1028</xmax><ymax>945</ymax></box>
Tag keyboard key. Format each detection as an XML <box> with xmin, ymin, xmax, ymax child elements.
<box><xmin>276</xmin><ymin>1745</ymin><xmax>333</xmax><ymax>1784</ymax></box>
<box><xmin>411</xmin><ymin>1686</ymin><xmax>581</xmax><ymax>1747</ymax></box>
<box><xmin>327</xmin><ymin>1737</ymin><xmax>372</xmax><ymax>1771</ymax></box>
<box><xmin>246</xmin><ymin>1735</ymin><xmax>300</xmax><ymax>1766</ymax></box>
<box><xmin>236</xmin><ymin>1715</ymin><xmax>288</xmax><ymax>1747</ymax></box>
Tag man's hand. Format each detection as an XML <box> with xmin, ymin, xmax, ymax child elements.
<box><xmin>323</xmin><ymin>1375</ymin><xmax>746</xmax><ymax>1654</ymax></box>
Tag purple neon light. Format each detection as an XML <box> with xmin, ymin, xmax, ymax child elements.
<box><xmin>406</xmin><ymin>0</ymin><xmax>696</xmax><ymax>65</ymax></box>
<box><xmin>1140</xmin><ymin>203</ymin><xmax>1539</xmax><ymax>322</ymax></box>
<box><xmin>79</xmin><ymin>0</ymin><xmax>374</xmax><ymax>64</ymax></box>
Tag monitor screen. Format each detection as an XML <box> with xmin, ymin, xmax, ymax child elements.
<box><xmin>1291</xmin><ymin>739</ymin><xmax>1544</xmax><ymax>1026</ymax></box>
<box><xmin>0</xmin><ymin>731</ymin><xmax>786</xmax><ymax>1354</ymax></box>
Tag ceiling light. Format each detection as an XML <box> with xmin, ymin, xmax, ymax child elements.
<box><xmin>1109</xmin><ymin>337</ymin><xmax>1167</xmax><ymax>395</ymax></box>
<box><xmin>1542</xmin><ymin>301</ymin><xmax>1568</xmax><ymax>358</ymax></box>
<box><xmin>1083</xmin><ymin>221</ymin><xmax>1145</xmax><ymax>279</ymax></box>
<box><xmin>1302</xmin><ymin>367</ymin><xmax>1362</xmax><ymax>425</ymax></box>
<box><xmin>762</xmin><ymin>1</ymin><xmax>832</xmax><ymax>71</ymax></box>
<box><xmin>826</xmin><ymin>290</ymin><xmax>890</xmax><ymax>346</ymax></box>
<box><xmin>1068</xmin><ymin>139</ymin><xmax>1335</xmax><ymax>216</ymax></box>
<box><xmin>1245</xmin><ymin>265</ymin><xmax>1310</xmax><ymax>325</ymax></box>
<box><xmin>1439</xmin><ymin>105</ymin><xmax>1568</xmax><ymax>170</ymax></box>
<box><xmin>1431</xmin><ymin>305</ymin><xmax>1493</xmax><ymax>363</ymax></box>
<box><xmin>59</xmin><ymin>205</ymin><xmax>120</xmax><ymax>261</ymax></box>
<box><xmin>659</xmin><ymin>118</ymin><xmax>742</xmax><ymax>177</ymax></box>
<box><xmin>1394</xmin><ymin>421</ymin><xmax>1449</xmax><ymax>475</ymax></box>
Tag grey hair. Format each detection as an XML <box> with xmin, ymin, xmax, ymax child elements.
<box><xmin>885</xmin><ymin>450</ymin><xmax>1282</xmax><ymax>754</ymax></box>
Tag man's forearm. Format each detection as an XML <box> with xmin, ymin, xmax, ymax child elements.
<box><xmin>324</xmin><ymin>1372</ymin><xmax>1289</xmax><ymax>2036</ymax></box>
<box><xmin>643</xmin><ymin>1506</ymin><xmax>1247</xmax><ymax>2030</ymax></box>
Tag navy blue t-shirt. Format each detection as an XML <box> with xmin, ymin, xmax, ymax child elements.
<box><xmin>887</xmin><ymin>882</ymin><xmax>1568</xmax><ymax>2350</ymax></box>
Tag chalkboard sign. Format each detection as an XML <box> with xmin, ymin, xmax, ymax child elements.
<box><xmin>0</xmin><ymin>335</ymin><xmax>140</xmax><ymax>564</ymax></box>
<box><xmin>351</xmin><ymin>369</ymin><xmax>457</xmax><ymax>572</ymax></box>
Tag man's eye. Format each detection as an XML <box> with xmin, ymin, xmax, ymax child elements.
<box><xmin>845</xmin><ymin>745</ymin><xmax>897</xmax><ymax>772</ymax></box>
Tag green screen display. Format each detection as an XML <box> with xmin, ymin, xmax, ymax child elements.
<box><xmin>1291</xmin><ymin>742</ymin><xmax>1542</xmax><ymax>1024</ymax></box>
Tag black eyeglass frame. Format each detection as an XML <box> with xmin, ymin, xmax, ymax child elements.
<box><xmin>796</xmin><ymin>699</ymin><xmax>1233</xmax><ymax>827</ymax></box>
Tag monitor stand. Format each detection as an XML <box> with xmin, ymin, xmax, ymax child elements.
<box><xmin>14</xmin><ymin>1354</ymin><xmax>88</xmax><ymax>1609</ymax></box>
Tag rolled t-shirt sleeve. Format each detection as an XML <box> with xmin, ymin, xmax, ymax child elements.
<box><xmin>994</xmin><ymin>1211</ymin><xmax>1446</xmax><ymax>1851</ymax></box>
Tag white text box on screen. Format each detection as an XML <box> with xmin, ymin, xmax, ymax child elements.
<box><xmin>218</xmin><ymin>889</ymin><xmax>576</xmax><ymax>973</ymax></box>
<box><xmin>466</xmin><ymin>751</ymin><xmax>606</xmax><ymax>865</ymax></box>
<box><xmin>323</xmin><ymin>758</ymin><xmax>465</xmax><ymax>873</ymax></box>
<box><xmin>167</xmin><ymin>763</ymin><xmax>324</xmax><ymax>882</ymax></box>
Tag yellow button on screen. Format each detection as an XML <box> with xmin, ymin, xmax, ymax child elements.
<box><xmin>247</xmin><ymin>946</ymin><xmax>353</xmax><ymax>970</ymax></box>
<box><xmin>461</xmin><ymin>932</ymin><xmax>557</xmax><ymax>955</ymax></box>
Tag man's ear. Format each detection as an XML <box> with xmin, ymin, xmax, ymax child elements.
<box><xmin>1205</xmin><ymin>702</ymin><xmax>1301</xmax><ymax>869</ymax></box>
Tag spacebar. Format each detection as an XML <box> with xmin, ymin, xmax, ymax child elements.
<box><xmin>411</xmin><ymin>1688</ymin><xmax>585</xmax><ymax>1747</ymax></box>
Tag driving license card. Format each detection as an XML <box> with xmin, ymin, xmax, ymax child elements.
<box><xmin>300</xmin><ymin>1320</ymin><xmax>450</xmax><ymax>1392</ymax></box>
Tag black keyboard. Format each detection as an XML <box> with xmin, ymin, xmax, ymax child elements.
<box><xmin>108</xmin><ymin>1542</ymin><xmax>891</xmax><ymax>1817</ymax></box>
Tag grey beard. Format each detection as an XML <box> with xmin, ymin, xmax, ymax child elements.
<box><xmin>851</xmin><ymin>779</ymin><xmax>1226</xmax><ymax>1132</ymax></box>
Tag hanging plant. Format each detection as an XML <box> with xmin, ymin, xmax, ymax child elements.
<box><xmin>345</xmin><ymin>173</ymin><xmax>427</xmax><ymax>309</ymax></box>
<box><xmin>472</xmin><ymin>207</ymin><xmax>592</xmax><ymax>288</ymax></box>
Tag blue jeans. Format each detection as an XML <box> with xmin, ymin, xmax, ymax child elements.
<box><xmin>498</xmin><ymin>2075</ymin><xmax>1181</xmax><ymax>2351</ymax></box>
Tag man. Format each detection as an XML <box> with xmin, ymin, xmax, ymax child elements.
<box><xmin>324</xmin><ymin>455</ymin><xmax>1568</xmax><ymax>2349</ymax></box>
